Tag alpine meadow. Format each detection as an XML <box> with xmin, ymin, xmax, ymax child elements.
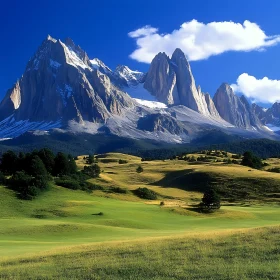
<box><xmin>1</xmin><ymin>0</ymin><xmax>280</xmax><ymax>279</ymax></box>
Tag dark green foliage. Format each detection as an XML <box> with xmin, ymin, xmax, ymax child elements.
<box><xmin>109</xmin><ymin>187</ymin><xmax>128</xmax><ymax>194</ymax></box>
<box><xmin>29</xmin><ymin>155</ymin><xmax>48</xmax><ymax>178</ymax></box>
<box><xmin>136</xmin><ymin>165</ymin><xmax>143</xmax><ymax>173</ymax></box>
<box><xmin>55</xmin><ymin>175</ymin><xmax>103</xmax><ymax>191</ymax></box>
<box><xmin>82</xmin><ymin>164</ymin><xmax>101</xmax><ymax>178</ymax></box>
<box><xmin>0</xmin><ymin>150</ymin><xmax>18</xmax><ymax>174</ymax></box>
<box><xmin>134</xmin><ymin>187</ymin><xmax>157</xmax><ymax>200</ymax></box>
<box><xmin>118</xmin><ymin>159</ymin><xmax>128</xmax><ymax>164</ymax></box>
<box><xmin>37</xmin><ymin>148</ymin><xmax>55</xmax><ymax>173</ymax></box>
<box><xmin>55</xmin><ymin>177</ymin><xmax>80</xmax><ymax>190</ymax></box>
<box><xmin>241</xmin><ymin>151</ymin><xmax>263</xmax><ymax>169</ymax></box>
<box><xmin>86</xmin><ymin>155</ymin><xmax>95</xmax><ymax>164</ymax></box>
<box><xmin>53</xmin><ymin>152</ymin><xmax>70</xmax><ymax>176</ymax></box>
<box><xmin>200</xmin><ymin>188</ymin><xmax>221</xmax><ymax>211</ymax></box>
<box><xmin>0</xmin><ymin>171</ymin><xmax>6</xmax><ymax>185</ymax></box>
<box><xmin>68</xmin><ymin>154</ymin><xmax>77</xmax><ymax>174</ymax></box>
<box><xmin>267</xmin><ymin>167</ymin><xmax>280</xmax><ymax>173</ymax></box>
<box><xmin>52</xmin><ymin>152</ymin><xmax>77</xmax><ymax>176</ymax></box>
<box><xmin>8</xmin><ymin>171</ymin><xmax>40</xmax><ymax>200</ymax></box>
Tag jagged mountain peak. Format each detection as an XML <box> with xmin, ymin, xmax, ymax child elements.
<box><xmin>171</xmin><ymin>48</ymin><xmax>186</xmax><ymax>60</ymax></box>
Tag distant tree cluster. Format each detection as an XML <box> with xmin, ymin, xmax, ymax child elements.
<box><xmin>241</xmin><ymin>151</ymin><xmax>263</xmax><ymax>169</ymax></box>
<box><xmin>0</xmin><ymin>148</ymin><xmax>75</xmax><ymax>199</ymax></box>
<box><xmin>0</xmin><ymin>149</ymin><xmax>103</xmax><ymax>199</ymax></box>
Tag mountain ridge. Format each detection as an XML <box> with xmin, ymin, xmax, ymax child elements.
<box><xmin>0</xmin><ymin>35</ymin><xmax>278</xmax><ymax>145</ymax></box>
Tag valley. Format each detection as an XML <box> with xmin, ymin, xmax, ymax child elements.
<box><xmin>0</xmin><ymin>151</ymin><xmax>280</xmax><ymax>279</ymax></box>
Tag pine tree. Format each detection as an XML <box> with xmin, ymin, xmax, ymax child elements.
<box><xmin>201</xmin><ymin>188</ymin><xmax>221</xmax><ymax>210</ymax></box>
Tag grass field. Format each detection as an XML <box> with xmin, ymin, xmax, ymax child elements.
<box><xmin>1</xmin><ymin>152</ymin><xmax>280</xmax><ymax>279</ymax></box>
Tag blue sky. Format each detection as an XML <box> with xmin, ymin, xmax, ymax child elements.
<box><xmin>1</xmin><ymin>0</ymin><xmax>280</xmax><ymax>105</ymax></box>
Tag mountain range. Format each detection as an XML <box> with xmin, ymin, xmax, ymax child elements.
<box><xmin>0</xmin><ymin>35</ymin><xmax>280</xmax><ymax>146</ymax></box>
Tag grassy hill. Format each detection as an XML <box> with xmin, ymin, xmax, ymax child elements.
<box><xmin>1</xmin><ymin>151</ymin><xmax>280</xmax><ymax>279</ymax></box>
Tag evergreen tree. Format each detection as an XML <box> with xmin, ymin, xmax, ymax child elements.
<box><xmin>201</xmin><ymin>188</ymin><xmax>221</xmax><ymax>210</ymax></box>
<box><xmin>241</xmin><ymin>151</ymin><xmax>262</xmax><ymax>169</ymax></box>
<box><xmin>53</xmin><ymin>152</ymin><xmax>69</xmax><ymax>176</ymax></box>
<box><xmin>0</xmin><ymin>150</ymin><xmax>18</xmax><ymax>174</ymax></box>
<box><xmin>29</xmin><ymin>155</ymin><xmax>48</xmax><ymax>178</ymax></box>
<box><xmin>68</xmin><ymin>154</ymin><xmax>77</xmax><ymax>174</ymax></box>
<box><xmin>38</xmin><ymin>148</ymin><xmax>55</xmax><ymax>174</ymax></box>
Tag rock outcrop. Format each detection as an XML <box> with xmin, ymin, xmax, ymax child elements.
<box><xmin>0</xmin><ymin>36</ymin><xmax>134</xmax><ymax>124</ymax></box>
<box><xmin>143</xmin><ymin>48</ymin><xmax>218</xmax><ymax>117</ymax></box>
<box><xmin>213</xmin><ymin>83</ymin><xmax>261</xmax><ymax>129</ymax></box>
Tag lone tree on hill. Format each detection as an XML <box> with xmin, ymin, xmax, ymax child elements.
<box><xmin>200</xmin><ymin>188</ymin><xmax>221</xmax><ymax>211</ymax></box>
<box><xmin>136</xmin><ymin>165</ymin><xmax>143</xmax><ymax>173</ymax></box>
<box><xmin>241</xmin><ymin>151</ymin><xmax>262</xmax><ymax>169</ymax></box>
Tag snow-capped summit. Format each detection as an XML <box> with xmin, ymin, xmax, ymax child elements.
<box><xmin>114</xmin><ymin>65</ymin><xmax>145</xmax><ymax>86</ymax></box>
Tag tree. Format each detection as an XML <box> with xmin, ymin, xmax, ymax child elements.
<box><xmin>68</xmin><ymin>154</ymin><xmax>77</xmax><ymax>174</ymax></box>
<box><xmin>38</xmin><ymin>148</ymin><xmax>55</xmax><ymax>174</ymax></box>
<box><xmin>82</xmin><ymin>164</ymin><xmax>100</xmax><ymax>178</ymax></box>
<box><xmin>53</xmin><ymin>152</ymin><xmax>70</xmax><ymax>176</ymax></box>
<box><xmin>200</xmin><ymin>188</ymin><xmax>221</xmax><ymax>211</ymax></box>
<box><xmin>241</xmin><ymin>151</ymin><xmax>262</xmax><ymax>169</ymax></box>
<box><xmin>86</xmin><ymin>154</ymin><xmax>94</xmax><ymax>164</ymax></box>
<box><xmin>29</xmin><ymin>155</ymin><xmax>48</xmax><ymax>178</ymax></box>
<box><xmin>136</xmin><ymin>165</ymin><xmax>143</xmax><ymax>173</ymax></box>
<box><xmin>0</xmin><ymin>150</ymin><xmax>18</xmax><ymax>174</ymax></box>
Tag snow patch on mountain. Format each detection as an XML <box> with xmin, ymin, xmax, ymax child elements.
<box><xmin>264</xmin><ymin>123</ymin><xmax>280</xmax><ymax>132</ymax></box>
<box><xmin>134</xmin><ymin>98</ymin><xmax>167</xmax><ymax>109</ymax></box>
<box><xmin>125</xmin><ymin>83</ymin><xmax>155</xmax><ymax>101</ymax></box>
<box><xmin>61</xmin><ymin>41</ymin><xmax>90</xmax><ymax>70</ymax></box>
<box><xmin>114</xmin><ymin>65</ymin><xmax>144</xmax><ymax>86</ymax></box>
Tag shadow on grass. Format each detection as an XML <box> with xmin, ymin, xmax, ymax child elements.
<box><xmin>150</xmin><ymin>169</ymin><xmax>216</xmax><ymax>192</ymax></box>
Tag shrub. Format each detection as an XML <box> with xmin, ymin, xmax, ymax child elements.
<box><xmin>136</xmin><ymin>165</ymin><xmax>143</xmax><ymax>173</ymax></box>
<box><xmin>160</xmin><ymin>201</ymin><xmax>165</xmax><ymax>206</ymax></box>
<box><xmin>134</xmin><ymin>187</ymin><xmax>157</xmax><ymax>200</ymax></box>
<box><xmin>109</xmin><ymin>186</ymin><xmax>128</xmax><ymax>194</ymax></box>
<box><xmin>55</xmin><ymin>178</ymin><xmax>80</xmax><ymax>190</ymax></box>
<box><xmin>267</xmin><ymin>167</ymin><xmax>280</xmax><ymax>173</ymax></box>
<box><xmin>82</xmin><ymin>164</ymin><xmax>101</xmax><ymax>178</ymax></box>
<box><xmin>118</xmin><ymin>159</ymin><xmax>128</xmax><ymax>164</ymax></box>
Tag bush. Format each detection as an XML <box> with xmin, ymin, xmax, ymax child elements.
<box><xmin>118</xmin><ymin>159</ymin><xmax>128</xmax><ymax>164</ymax></box>
<box><xmin>82</xmin><ymin>164</ymin><xmax>101</xmax><ymax>178</ymax></box>
<box><xmin>55</xmin><ymin>178</ymin><xmax>80</xmax><ymax>190</ymax></box>
<box><xmin>136</xmin><ymin>165</ymin><xmax>143</xmax><ymax>173</ymax></box>
<box><xmin>8</xmin><ymin>171</ymin><xmax>41</xmax><ymax>200</ymax></box>
<box><xmin>267</xmin><ymin>167</ymin><xmax>280</xmax><ymax>173</ymax></box>
<box><xmin>134</xmin><ymin>187</ymin><xmax>157</xmax><ymax>200</ymax></box>
<box><xmin>109</xmin><ymin>186</ymin><xmax>128</xmax><ymax>194</ymax></box>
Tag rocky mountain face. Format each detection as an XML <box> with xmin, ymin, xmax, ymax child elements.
<box><xmin>213</xmin><ymin>83</ymin><xmax>261</xmax><ymax>129</ymax></box>
<box><xmin>252</xmin><ymin>102</ymin><xmax>280</xmax><ymax>126</ymax></box>
<box><xmin>0</xmin><ymin>36</ymin><xmax>134</xmax><ymax>124</ymax></box>
<box><xmin>0</xmin><ymin>35</ymin><xmax>277</xmax><ymax>143</ymax></box>
<box><xmin>143</xmin><ymin>49</ymin><xmax>217</xmax><ymax>117</ymax></box>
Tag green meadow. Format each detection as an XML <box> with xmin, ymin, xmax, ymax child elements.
<box><xmin>0</xmin><ymin>152</ymin><xmax>280</xmax><ymax>279</ymax></box>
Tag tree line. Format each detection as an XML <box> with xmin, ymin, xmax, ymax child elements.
<box><xmin>0</xmin><ymin>149</ymin><xmax>101</xmax><ymax>200</ymax></box>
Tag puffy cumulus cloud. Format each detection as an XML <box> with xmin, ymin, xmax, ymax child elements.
<box><xmin>128</xmin><ymin>20</ymin><xmax>280</xmax><ymax>63</ymax></box>
<box><xmin>231</xmin><ymin>73</ymin><xmax>280</xmax><ymax>103</ymax></box>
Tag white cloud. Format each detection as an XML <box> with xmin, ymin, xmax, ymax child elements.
<box><xmin>128</xmin><ymin>20</ymin><xmax>280</xmax><ymax>63</ymax></box>
<box><xmin>231</xmin><ymin>73</ymin><xmax>280</xmax><ymax>103</ymax></box>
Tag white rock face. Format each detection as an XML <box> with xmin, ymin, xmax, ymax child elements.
<box><xmin>213</xmin><ymin>83</ymin><xmax>261</xmax><ymax>129</ymax></box>
<box><xmin>143</xmin><ymin>48</ymin><xmax>218</xmax><ymax>117</ymax></box>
